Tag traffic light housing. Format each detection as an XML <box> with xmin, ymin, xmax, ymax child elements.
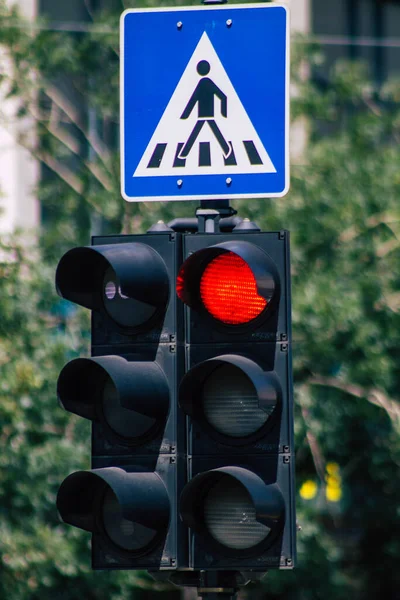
<box><xmin>55</xmin><ymin>227</ymin><xmax>296</xmax><ymax>577</ymax></box>
<box><xmin>177</xmin><ymin>231</ymin><xmax>296</xmax><ymax>571</ymax></box>
<box><xmin>55</xmin><ymin>233</ymin><xmax>186</xmax><ymax>570</ymax></box>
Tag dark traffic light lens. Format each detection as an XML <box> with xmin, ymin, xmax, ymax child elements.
<box><xmin>57</xmin><ymin>468</ymin><xmax>170</xmax><ymax>561</ymax></box>
<box><xmin>103</xmin><ymin>267</ymin><xmax>157</xmax><ymax>328</ymax></box>
<box><xmin>204</xmin><ymin>477</ymin><xmax>271</xmax><ymax>550</ymax></box>
<box><xmin>200</xmin><ymin>252</ymin><xmax>267</xmax><ymax>324</ymax></box>
<box><xmin>57</xmin><ymin>357</ymin><xmax>168</xmax><ymax>446</ymax></box>
<box><xmin>102</xmin><ymin>378</ymin><xmax>157</xmax><ymax>439</ymax></box>
<box><xmin>102</xmin><ymin>488</ymin><xmax>157</xmax><ymax>551</ymax></box>
<box><xmin>202</xmin><ymin>364</ymin><xmax>271</xmax><ymax>437</ymax></box>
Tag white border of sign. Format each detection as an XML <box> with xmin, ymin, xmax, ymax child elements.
<box><xmin>120</xmin><ymin>3</ymin><xmax>290</xmax><ymax>202</ymax></box>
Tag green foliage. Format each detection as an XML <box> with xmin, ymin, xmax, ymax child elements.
<box><xmin>251</xmin><ymin>50</ymin><xmax>400</xmax><ymax>600</ymax></box>
<box><xmin>0</xmin><ymin>237</ymin><xmax>181</xmax><ymax>599</ymax></box>
<box><xmin>0</xmin><ymin>2</ymin><xmax>399</xmax><ymax>600</ymax></box>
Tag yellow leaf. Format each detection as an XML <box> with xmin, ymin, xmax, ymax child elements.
<box><xmin>299</xmin><ymin>480</ymin><xmax>318</xmax><ymax>500</ymax></box>
<box><xmin>325</xmin><ymin>474</ymin><xmax>341</xmax><ymax>488</ymax></box>
<box><xmin>326</xmin><ymin>462</ymin><xmax>340</xmax><ymax>475</ymax></box>
<box><xmin>326</xmin><ymin>485</ymin><xmax>342</xmax><ymax>502</ymax></box>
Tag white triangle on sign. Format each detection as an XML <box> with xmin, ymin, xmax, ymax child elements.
<box><xmin>133</xmin><ymin>31</ymin><xmax>276</xmax><ymax>178</ymax></box>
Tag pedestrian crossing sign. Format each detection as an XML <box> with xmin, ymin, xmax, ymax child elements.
<box><xmin>120</xmin><ymin>4</ymin><xmax>290</xmax><ymax>202</ymax></box>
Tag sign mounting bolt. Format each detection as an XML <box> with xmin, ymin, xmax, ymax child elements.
<box><xmin>226</xmin><ymin>19</ymin><xmax>233</xmax><ymax>27</ymax></box>
<box><xmin>177</xmin><ymin>179</ymin><xmax>183</xmax><ymax>188</ymax></box>
<box><xmin>177</xmin><ymin>21</ymin><xmax>183</xmax><ymax>30</ymax></box>
<box><xmin>226</xmin><ymin>177</ymin><xmax>232</xmax><ymax>186</ymax></box>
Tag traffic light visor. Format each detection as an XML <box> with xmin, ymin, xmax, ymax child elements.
<box><xmin>57</xmin><ymin>468</ymin><xmax>169</xmax><ymax>554</ymax></box>
<box><xmin>102</xmin><ymin>487</ymin><xmax>158</xmax><ymax>551</ymax></box>
<box><xmin>179</xmin><ymin>355</ymin><xmax>281</xmax><ymax>445</ymax></box>
<box><xmin>57</xmin><ymin>356</ymin><xmax>169</xmax><ymax>444</ymax></box>
<box><xmin>56</xmin><ymin>243</ymin><xmax>169</xmax><ymax>331</ymax></box>
<box><xmin>177</xmin><ymin>241</ymin><xmax>278</xmax><ymax>325</ymax></box>
<box><xmin>180</xmin><ymin>467</ymin><xmax>284</xmax><ymax>557</ymax></box>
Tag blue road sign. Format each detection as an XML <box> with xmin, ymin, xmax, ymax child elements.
<box><xmin>120</xmin><ymin>4</ymin><xmax>290</xmax><ymax>202</ymax></box>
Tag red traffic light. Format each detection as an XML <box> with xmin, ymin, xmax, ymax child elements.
<box><xmin>199</xmin><ymin>252</ymin><xmax>267</xmax><ymax>324</ymax></box>
<box><xmin>176</xmin><ymin>241</ymin><xmax>278</xmax><ymax>326</ymax></box>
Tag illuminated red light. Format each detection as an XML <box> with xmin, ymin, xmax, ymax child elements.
<box><xmin>199</xmin><ymin>252</ymin><xmax>267</xmax><ymax>324</ymax></box>
<box><xmin>176</xmin><ymin>269</ymin><xmax>185</xmax><ymax>302</ymax></box>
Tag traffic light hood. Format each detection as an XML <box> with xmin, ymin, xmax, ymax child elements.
<box><xmin>176</xmin><ymin>240</ymin><xmax>279</xmax><ymax>322</ymax></box>
<box><xmin>56</xmin><ymin>243</ymin><xmax>169</xmax><ymax>326</ymax></box>
<box><xmin>179</xmin><ymin>354</ymin><xmax>281</xmax><ymax>444</ymax></box>
<box><xmin>57</xmin><ymin>468</ymin><xmax>170</xmax><ymax>535</ymax></box>
<box><xmin>180</xmin><ymin>466</ymin><xmax>285</xmax><ymax>553</ymax></box>
<box><xmin>57</xmin><ymin>356</ymin><xmax>169</xmax><ymax>442</ymax></box>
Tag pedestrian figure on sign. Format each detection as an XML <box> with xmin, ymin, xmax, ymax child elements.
<box><xmin>178</xmin><ymin>60</ymin><xmax>232</xmax><ymax>159</ymax></box>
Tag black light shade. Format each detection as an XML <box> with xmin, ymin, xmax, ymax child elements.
<box><xmin>56</xmin><ymin>242</ymin><xmax>169</xmax><ymax>329</ymax></box>
<box><xmin>102</xmin><ymin>487</ymin><xmax>158</xmax><ymax>551</ymax></box>
<box><xmin>57</xmin><ymin>356</ymin><xmax>169</xmax><ymax>442</ymax></box>
<box><xmin>179</xmin><ymin>354</ymin><xmax>281</xmax><ymax>444</ymax></box>
<box><xmin>180</xmin><ymin>467</ymin><xmax>285</xmax><ymax>556</ymax></box>
<box><xmin>57</xmin><ymin>468</ymin><xmax>170</xmax><ymax>553</ymax></box>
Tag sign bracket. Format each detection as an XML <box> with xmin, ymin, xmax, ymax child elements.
<box><xmin>197</xmin><ymin>199</ymin><xmax>236</xmax><ymax>233</ymax></box>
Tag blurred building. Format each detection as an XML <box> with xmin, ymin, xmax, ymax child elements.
<box><xmin>313</xmin><ymin>0</ymin><xmax>400</xmax><ymax>84</ymax></box>
<box><xmin>0</xmin><ymin>0</ymin><xmax>40</xmax><ymax>234</ymax></box>
<box><xmin>0</xmin><ymin>0</ymin><xmax>399</xmax><ymax>233</ymax></box>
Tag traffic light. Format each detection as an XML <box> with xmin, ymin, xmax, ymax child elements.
<box><xmin>55</xmin><ymin>233</ymin><xmax>186</xmax><ymax>570</ymax></box>
<box><xmin>55</xmin><ymin>226</ymin><xmax>296</xmax><ymax>580</ymax></box>
<box><xmin>177</xmin><ymin>231</ymin><xmax>296</xmax><ymax>571</ymax></box>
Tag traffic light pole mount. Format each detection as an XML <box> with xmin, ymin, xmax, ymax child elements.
<box><xmin>197</xmin><ymin>199</ymin><xmax>236</xmax><ymax>233</ymax></box>
<box><xmin>155</xmin><ymin>201</ymin><xmax>260</xmax><ymax>235</ymax></box>
<box><xmin>162</xmin><ymin>569</ymin><xmax>246</xmax><ymax>600</ymax></box>
<box><xmin>197</xmin><ymin>570</ymin><xmax>240</xmax><ymax>600</ymax></box>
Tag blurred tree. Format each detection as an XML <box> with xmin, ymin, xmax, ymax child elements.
<box><xmin>0</xmin><ymin>0</ymin><xmax>200</xmax><ymax>262</ymax></box>
<box><xmin>0</xmin><ymin>1</ymin><xmax>399</xmax><ymax>600</ymax></box>
<box><xmin>253</xmin><ymin>49</ymin><xmax>400</xmax><ymax>600</ymax></box>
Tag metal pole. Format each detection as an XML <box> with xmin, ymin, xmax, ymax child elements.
<box><xmin>196</xmin><ymin>571</ymin><xmax>240</xmax><ymax>599</ymax></box>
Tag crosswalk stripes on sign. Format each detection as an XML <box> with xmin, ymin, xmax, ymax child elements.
<box><xmin>146</xmin><ymin>139</ymin><xmax>264</xmax><ymax>169</ymax></box>
<box><xmin>133</xmin><ymin>32</ymin><xmax>277</xmax><ymax>178</ymax></box>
